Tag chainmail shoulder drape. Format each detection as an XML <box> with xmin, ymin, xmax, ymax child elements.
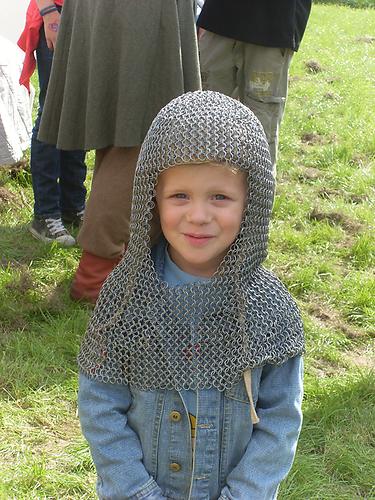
<box><xmin>78</xmin><ymin>91</ymin><xmax>304</xmax><ymax>390</ymax></box>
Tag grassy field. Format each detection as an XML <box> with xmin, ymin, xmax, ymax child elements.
<box><xmin>1</xmin><ymin>3</ymin><xmax>374</xmax><ymax>499</ymax></box>
<box><xmin>315</xmin><ymin>0</ymin><xmax>375</xmax><ymax>8</ymax></box>
<box><xmin>313</xmin><ymin>0</ymin><xmax>375</xmax><ymax>9</ymax></box>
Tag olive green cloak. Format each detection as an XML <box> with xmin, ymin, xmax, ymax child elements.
<box><xmin>39</xmin><ymin>0</ymin><xmax>201</xmax><ymax>150</ymax></box>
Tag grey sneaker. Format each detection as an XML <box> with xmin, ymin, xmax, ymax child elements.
<box><xmin>29</xmin><ymin>217</ymin><xmax>76</xmax><ymax>247</ymax></box>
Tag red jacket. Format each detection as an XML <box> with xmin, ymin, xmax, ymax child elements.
<box><xmin>18</xmin><ymin>0</ymin><xmax>64</xmax><ymax>91</ymax></box>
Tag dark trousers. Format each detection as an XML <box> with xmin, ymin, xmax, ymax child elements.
<box><xmin>31</xmin><ymin>26</ymin><xmax>87</xmax><ymax>219</ymax></box>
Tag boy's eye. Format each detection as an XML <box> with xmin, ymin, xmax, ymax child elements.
<box><xmin>213</xmin><ymin>194</ymin><xmax>228</xmax><ymax>201</ymax></box>
<box><xmin>172</xmin><ymin>193</ymin><xmax>187</xmax><ymax>199</ymax></box>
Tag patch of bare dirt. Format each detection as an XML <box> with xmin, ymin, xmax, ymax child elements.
<box><xmin>356</xmin><ymin>35</ymin><xmax>375</xmax><ymax>44</ymax></box>
<box><xmin>309</xmin><ymin>208</ymin><xmax>362</xmax><ymax>233</ymax></box>
<box><xmin>305</xmin><ymin>60</ymin><xmax>323</xmax><ymax>73</ymax></box>
<box><xmin>301</xmin><ymin>132</ymin><xmax>325</xmax><ymax>145</ymax></box>
<box><xmin>0</xmin><ymin>159</ymin><xmax>29</xmax><ymax>178</ymax></box>
<box><xmin>299</xmin><ymin>167</ymin><xmax>323</xmax><ymax>181</ymax></box>
<box><xmin>337</xmin><ymin>235</ymin><xmax>357</xmax><ymax>252</ymax></box>
<box><xmin>5</xmin><ymin>267</ymin><xmax>34</xmax><ymax>294</ymax></box>
<box><xmin>343</xmin><ymin>347</ymin><xmax>375</xmax><ymax>370</ymax></box>
<box><xmin>324</xmin><ymin>91</ymin><xmax>341</xmax><ymax>101</ymax></box>
<box><xmin>318</xmin><ymin>187</ymin><xmax>342</xmax><ymax>199</ymax></box>
<box><xmin>349</xmin><ymin>153</ymin><xmax>370</xmax><ymax>168</ymax></box>
<box><xmin>308</xmin><ymin>303</ymin><xmax>365</xmax><ymax>340</ymax></box>
<box><xmin>347</xmin><ymin>193</ymin><xmax>369</xmax><ymax>204</ymax></box>
<box><xmin>310</xmin><ymin>358</ymin><xmax>346</xmax><ymax>378</ymax></box>
<box><xmin>0</xmin><ymin>186</ymin><xmax>17</xmax><ymax>206</ymax></box>
<box><xmin>24</xmin><ymin>419</ymin><xmax>82</xmax><ymax>469</ymax></box>
<box><xmin>317</xmin><ymin>189</ymin><xmax>368</xmax><ymax>204</ymax></box>
<box><xmin>0</xmin><ymin>257</ymin><xmax>23</xmax><ymax>269</ymax></box>
<box><xmin>0</xmin><ymin>257</ymin><xmax>9</xmax><ymax>268</ymax></box>
<box><xmin>42</xmin><ymin>283</ymin><xmax>68</xmax><ymax>312</ymax></box>
<box><xmin>0</xmin><ymin>317</ymin><xmax>29</xmax><ymax>341</ymax></box>
<box><xmin>301</xmin><ymin>132</ymin><xmax>337</xmax><ymax>146</ymax></box>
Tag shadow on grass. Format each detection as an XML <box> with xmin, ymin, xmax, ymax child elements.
<box><xmin>0</xmin><ymin>223</ymin><xmax>56</xmax><ymax>265</ymax></box>
<box><xmin>0</xmin><ymin>223</ymin><xmax>81</xmax><ymax>266</ymax></box>
<box><xmin>0</xmin><ymin>220</ymin><xmax>90</xmax><ymax>396</ymax></box>
<box><xmin>0</xmin><ymin>268</ymin><xmax>91</xmax><ymax>396</ymax></box>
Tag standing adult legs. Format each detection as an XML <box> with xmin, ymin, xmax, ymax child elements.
<box><xmin>60</xmin><ymin>148</ymin><xmax>87</xmax><ymax>223</ymax></box>
<box><xmin>30</xmin><ymin>26</ymin><xmax>86</xmax><ymax>245</ymax></box>
<box><xmin>78</xmin><ymin>146</ymin><xmax>139</xmax><ymax>259</ymax></box>
<box><xmin>239</xmin><ymin>44</ymin><xmax>293</xmax><ymax>175</ymax></box>
<box><xmin>199</xmin><ymin>30</ymin><xmax>237</xmax><ymax>98</ymax></box>
<box><xmin>199</xmin><ymin>32</ymin><xmax>293</xmax><ymax>175</ymax></box>
<box><xmin>71</xmin><ymin>146</ymin><xmax>140</xmax><ymax>303</ymax></box>
<box><xmin>31</xmin><ymin>28</ymin><xmax>61</xmax><ymax>220</ymax></box>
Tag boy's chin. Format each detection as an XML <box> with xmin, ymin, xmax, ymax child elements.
<box><xmin>172</xmin><ymin>252</ymin><xmax>225</xmax><ymax>277</ymax></box>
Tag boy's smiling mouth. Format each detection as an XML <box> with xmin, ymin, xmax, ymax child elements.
<box><xmin>183</xmin><ymin>233</ymin><xmax>214</xmax><ymax>246</ymax></box>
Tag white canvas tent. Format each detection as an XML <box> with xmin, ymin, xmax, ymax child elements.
<box><xmin>0</xmin><ymin>35</ymin><xmax>33</xmax><ymax>166</ymax></box>
<box><xmin>0</xmin><ymin>0</ymin><xmax>30</xmax><ymax>44</ymax></box>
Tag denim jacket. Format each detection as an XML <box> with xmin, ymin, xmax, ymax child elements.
<box><xmin>79</xmin><ymin>355</ymin><xmax>302</xmax><ymax>500</ymax></box>
<box><xmin>78</xmin><ymin>244</ymin><xmax>303</xmax><ymax>499</ymax></box>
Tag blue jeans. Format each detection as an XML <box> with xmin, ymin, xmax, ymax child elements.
<box><xmin>31</xmin><ymin>24</ymin><xmax>87</xmax><ymax>219</ymax></box>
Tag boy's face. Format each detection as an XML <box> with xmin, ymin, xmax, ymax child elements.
<box><xmin>156</xmin><ymin>163</ymin><xmax>247</xmax><ymax>277</ymax></box>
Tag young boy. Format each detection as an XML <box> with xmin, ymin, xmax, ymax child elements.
<box><xmin>78</xmin><ymin>91</ymin><xmax>304</xmax><ymax>499</ymax></box>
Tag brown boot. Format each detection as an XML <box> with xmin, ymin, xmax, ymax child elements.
<box><xmin>70</xmin><ymin>251</ymin><xmax>122</xmax><ymax>304</ymax></box>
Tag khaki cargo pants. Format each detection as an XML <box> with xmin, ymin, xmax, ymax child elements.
<box><xmin>199</xmin><ymin>30</ymin><xmax>293</xmax><ymax>174</ymax></box>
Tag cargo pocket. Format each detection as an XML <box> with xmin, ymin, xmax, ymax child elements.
<box><xmin>242</xmin><ymin>47</ymin><xmax>292</xmax><ymax>149</ymax></box>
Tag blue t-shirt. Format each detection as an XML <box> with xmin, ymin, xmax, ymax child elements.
<box><xmin>163</xmin><ymin>245</ymin><xmax>209</xmax><ymax>287</ymax></box>
<box><xmin>162</xmin><ymin>244</ymin><xmax>210</xmax><ymax>446</ymax></box>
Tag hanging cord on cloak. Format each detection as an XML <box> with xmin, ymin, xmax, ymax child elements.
<box><xmin>243</xmin><ymin>369</ymin><xmax>260</xmax><ymax>424</ymax></box>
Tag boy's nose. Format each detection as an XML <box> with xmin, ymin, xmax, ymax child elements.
<box><xmin>186</xmin><ymin>201</ymin><xmax>212</xmax><ymax>225</ymax></box>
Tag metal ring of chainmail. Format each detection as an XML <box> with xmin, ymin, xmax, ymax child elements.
<box><xmin>78</xmin><ymin>91</ymin><xmax>304</xmax><ymax>390</ymax></box>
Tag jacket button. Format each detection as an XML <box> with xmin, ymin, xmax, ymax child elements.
<box><xmin>169</xmin><ymin>462</ymin><xmax>181</xmax><ymax>472</ymax></box>
<box><xmin>170</xmin><ymin>411</ymin><xmax>182</xmax><ymax>422</ymax></box>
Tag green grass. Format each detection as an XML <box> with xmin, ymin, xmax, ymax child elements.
<box><xmin>1</xmin><ymin>3</ymin><xmax>374</xmax><ymax>498</ymax></box>
<box><xmin>314</xmin><ymin>0</ymin><xmax>375</xmax><ymax>8</ymax></box>
<box><xmin>283</xmin><ymin>371</ymin><xmax>375</xmax><ymax>499</ymax></box>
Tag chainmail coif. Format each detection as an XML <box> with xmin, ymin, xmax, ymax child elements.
<box><xmin>78</xmin><ymin>91</ymin><xmax>304</xmax><ymax>390</ymax></box>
